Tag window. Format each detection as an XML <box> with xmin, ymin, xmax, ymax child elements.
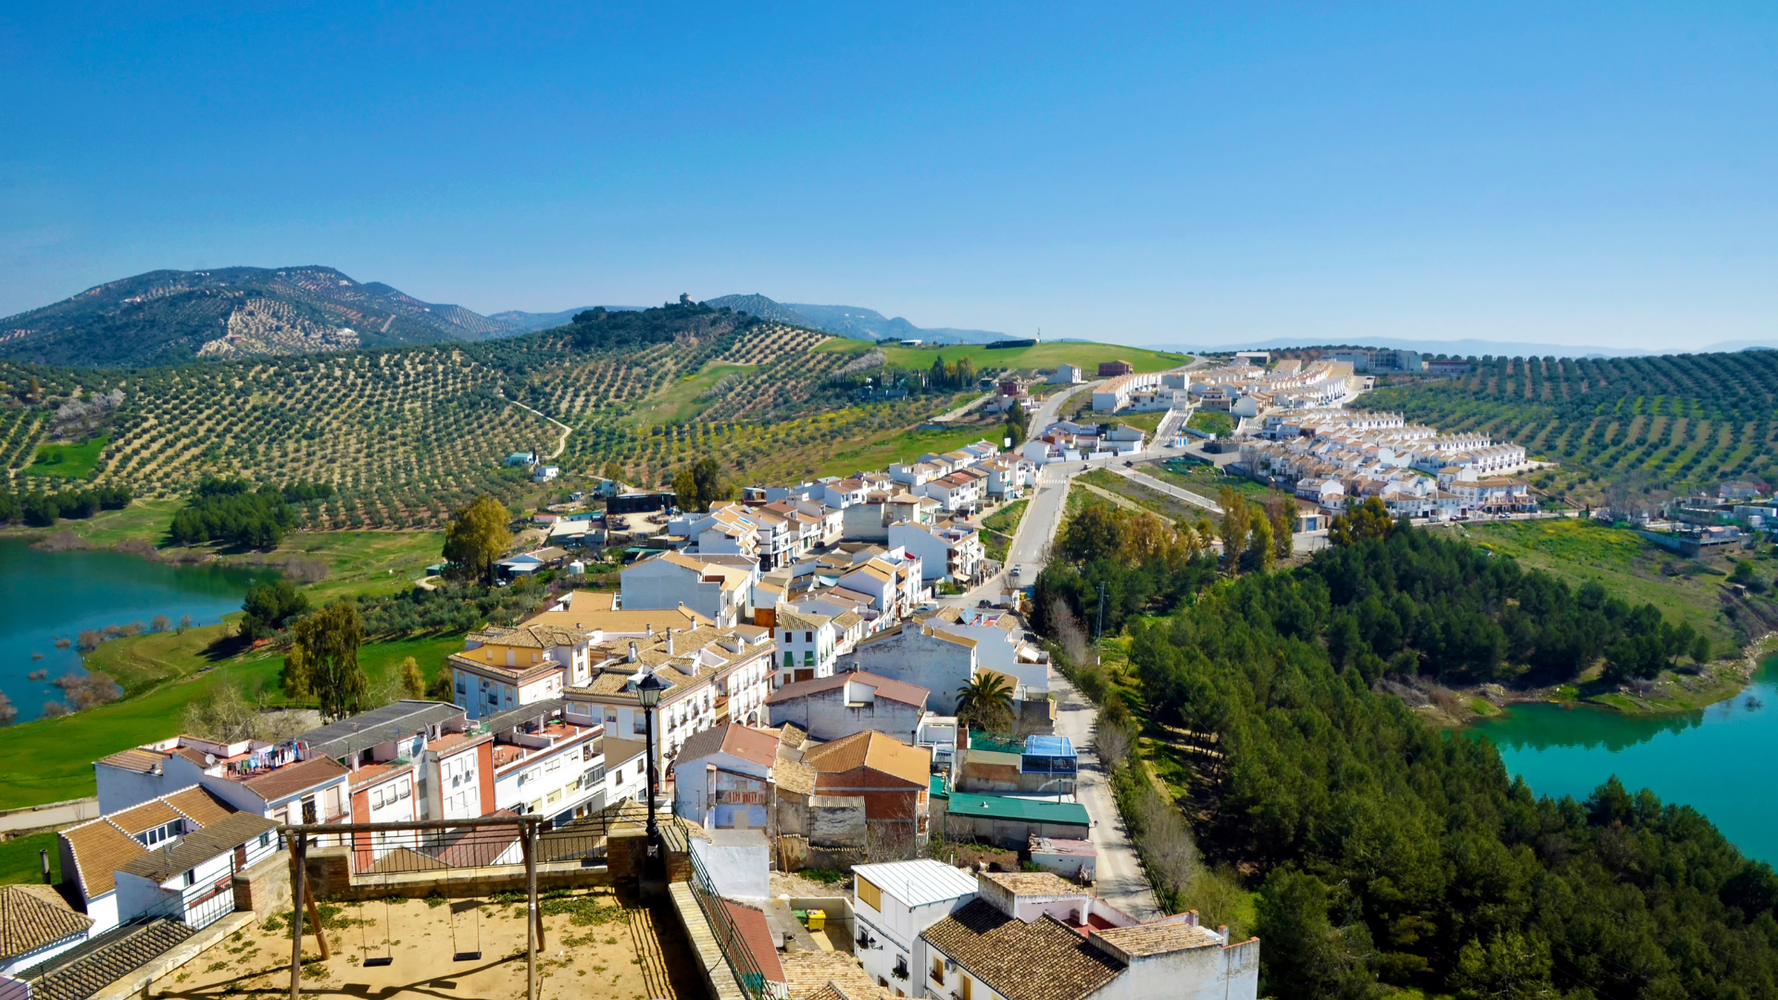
<box><xmin>783</xmin><ymin>651</ymin><xmax>794</xmax><ymax>668</ymax></box>
<box><xmin>961</xmin><ymin>975</ymin><xmax>972</xmax><ymax>1000</ymax></box>
<box><xmin>892</xmin><ymin>956</ymin><xmax>909</xmax><ymax>980</ymax></box>
<box><xmin>803</xmin><ymin>651</ymin><xmax>814</xmax><ymax>666</ymax></box>
<box><xmin>930</xmin><ymin>956</ymin><xmax>944</xmax><ymax>983</ymax></box>
<box><xmin>183</xmin><ymin>870</ymin><xmax>195</xmax><ymax>888</ymax></box>
<box><xmin>805</xmin><ymin>631</ymin><xmax>813</xmax><ymax>642</ymax></box>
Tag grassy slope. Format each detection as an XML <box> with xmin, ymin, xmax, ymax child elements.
<box><xmin>815</xmin><ymin>337</ymin><xmax>1190</xmax><ymax>374</ymax></box>
<box><xmin>0</xmin><ymin>630</ymin><xmax>465</xmax><ymax>810</ymax></box>
<box><xmin>1144</xmin><ymin>459</ymin><xmax>1270</xmax><ymax>500</ymax></box>
<box><xmin>27</xmin><ymin>436</ymin><xmax>108</xmax><ymax>478</ymax></box>
<box><xmin>810</xmin><ymin>422</ymin><xmax>998</xmax><ymax>480</ymax></box>
<box><xmin>0</xmin><ymin>833</ymin><xmax>60</xmax><ymax>886</ymax></box>
<box><xmin>276</xmin><ymin>530</ymin><xmax>446</xmax><ymax>602</ymax></box>
<box><xmin>979</xmin><ymin>499</ymin><xmax>1028</xmax><ymax>563</ymax></box>
<box><xmin>1461</xmin><ymin>518</ymin><xmax>1742</xmax><ymax>652</ymax></box>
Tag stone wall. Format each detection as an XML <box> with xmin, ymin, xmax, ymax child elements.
<box><xmin>232</xmin><ymin>852</ymin><xmax>292</xmax><ymax>919</ymax></box>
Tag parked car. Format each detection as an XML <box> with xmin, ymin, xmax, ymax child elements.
<box><xmin>1011</xmin><ymin>566</ymin><xmax>1022</xmax><ymax>577</ymax></box>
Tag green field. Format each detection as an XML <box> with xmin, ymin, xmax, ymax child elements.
<box><xmin>1186</xmin><ymin>411</ymin><xmax>1234</xmax><ymax>436</ymax></box>
<box><xmin>274</xmin><ymin>530</ymin><xmax>446</xmax><ymax>602</ymax></box>
<box><xmin>812</xmin><ymin>421</ymin><xmax>1000</xmax><ymax>479</ymax></box>
<box><xmin>0</xmin><ymin>630</ymin><xmax>467</xmax><ymax>810</ymax></box>
<box><xmin>816</xmin><ymin>337</ymin><xmax>1190</xmax><ymax>374</ymax></box>
<box><xmin>25</xmin><ymin>436</ymin><xmax>108</xmax><ymax>478</ymax></box>
<box><xmin>1461</xmin><ymin>518</ymin><xmax>1743</xmax><ymax>653</ymax></box>
<box><xmin>0</xmin><ymin>833</ymin><xmax>60</xmax><ymax>886</ymax></box>
<box><xmin>1145</xmin><ymin>459</ymin><xmax>1268</xmax><ymax>500</ymax></box>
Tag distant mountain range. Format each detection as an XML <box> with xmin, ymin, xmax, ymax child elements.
<box><xmin>0</xmin><ymin>266</ymin><xmax>544</xmax><ymax>367</ymax></box>
<box><xmin>1158</xmin><ymin>335</ymin><xmax>1778</xmax><ymax>359</ymax></box>
<box><xmin>703</xmin><ymin>294</ymin><xmax>1007</xmax><ymax>344</ymax></box>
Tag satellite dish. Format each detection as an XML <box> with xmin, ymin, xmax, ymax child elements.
<box><xmin>204</xmin><ymin>753</ymin><xmax>216</xmax><ymax>766</ymax></box>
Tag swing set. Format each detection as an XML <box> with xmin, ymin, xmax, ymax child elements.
<box><xmin>281</xmin><ymin>816</ymin><xmax>550</xmax><ymax>1000</ymax></box>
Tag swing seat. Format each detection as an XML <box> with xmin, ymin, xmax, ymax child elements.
<box><xmin>364</xmin><ymin>956</ymin><xmax>394</xmax><ymax>967</ymax></box>
<box><xmin>453</xmin><ymin>951</ymin><xmax>482</xmax><ymax>962</ymax></box>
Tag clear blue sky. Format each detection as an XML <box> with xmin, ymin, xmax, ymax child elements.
<box><xmin>3</xmin><ymin>2</ymin><xmax>1774</xmax><ymax>350</ymax></box>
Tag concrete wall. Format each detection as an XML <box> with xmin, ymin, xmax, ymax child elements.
<box><xmin>1109</xmin><ymin>937</ymin><xmax>1260</xmax><ymax>1000</ymax></box>
<box><xmin>766</xmin><ymin>687</ymin><xmax>924</xmax><ymax>744</ymax></box>
<box><xmin>841</xmin><ymin>631</ymin><xmax>974</xmax><ymax>714</ymax></box>
<box><xmin>688</xmin><ymin>836</ymin><xmax>770</xmax><ymax>901</ymax></box>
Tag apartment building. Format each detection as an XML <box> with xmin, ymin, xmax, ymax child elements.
<box><xmin>621</xmin><ymin>551</ymin><xmax>758</xmax><ymax>628</ymax></box>
<box><xmin>484</xmin><ymin>700</ymin><xmax>606</xmax><ymax>825</ymax></box>
<box><xmin>94</xmin><ymin>736</ymin><xmax>351</xmax><ymax>831</ymax></box>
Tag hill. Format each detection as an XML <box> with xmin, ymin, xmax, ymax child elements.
<box><xmin>1357</xmin><ymin>350</ymin><xmax>1778</xmax><ymax>506</ymax></box>
<box><xmin>0</xmin><ymin>301</ymin><xmax>993</xmax><ymax>530</ymax></box>
<box><xmin>0</xmin><ymin>266</ymin><xmax>530</xmax><ymax>367</ymax></box>
<box><xmin>704</xmin><ymin>293</ymin><xmax>1006</xmax><ymax>344</ymax></box>
<box><xmin>488</xmin><ymin>305</ymin><xmax>643</xmax><ymax>332</ymax></box>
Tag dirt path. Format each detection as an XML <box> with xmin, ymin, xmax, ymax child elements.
<box><xmin>500</xmin><ymin>389</ymin><xmax>573</xmax><ymax>460</ymax></box>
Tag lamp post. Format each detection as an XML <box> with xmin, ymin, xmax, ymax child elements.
<box><xmin>635</xmin><ymin>669</ymin><xmax>669</xmax><ymax>879</ymax></box>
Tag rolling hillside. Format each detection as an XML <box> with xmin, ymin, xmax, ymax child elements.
<box><xmin>0</xmin><ymin>266</ymin><xmax>531</xmax><ymax>367</ymax></box>
<box><xmin>1357</xmin><ymin>350</ymin><xmax>1778</xmax><ymax>505</ymax></box>
<box><xmin>0</xmin><ymin>302</ymin><xmax>981</xmax><ymax>529</ymax></box>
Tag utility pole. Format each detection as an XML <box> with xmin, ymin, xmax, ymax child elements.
<box><xmin>1094</xmin><ymin>581</ymin><xmax>1106</xmax><ymax>641</ymax></box>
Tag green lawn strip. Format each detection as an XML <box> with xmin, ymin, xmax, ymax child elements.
<box><xmin>1111</xmin><ymin>411</ymin><xmax>1166</xmax><ymax>435</ymax></box>
<box><xmin>979</xmin><ymin>500</ymin><xmax>1028</xmax><ymax>563</ymax></box>
<box><xmin>814</xmin><ymin>338</ymin><xmax>1190</xmax><ymax>374</ymax></box>
<box><xmin>26</xmin><ymin>436</ymin><xmax>108</xmax><ymax>478</ymax></box>
<box><xmin>0</xmin><ymin>832</ymin><xmax>60</xmax><ymax>886</ymax></box>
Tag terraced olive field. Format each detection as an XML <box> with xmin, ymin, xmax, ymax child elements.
<box><xmin>0</xmin><ymin>312</ymin><xmax>966</xmax><ymax>528</ymax></box>
<box><xmin>1359</xmin><ymin>351</ymin><xmax>1778</xmax><ymax>504</ymax></box>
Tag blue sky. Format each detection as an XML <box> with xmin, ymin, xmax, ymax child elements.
<box><xmin>2</xmin><ymin>2</ymin><xmax>1774</xmax><ymax>350</ymax></box>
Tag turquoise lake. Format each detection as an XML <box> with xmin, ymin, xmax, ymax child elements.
<box><xmin>1474</xmin><ymin>655</ymin><xmax>1778</xmax><ymax>864</ymax></box>
<box><xmin>0</xmin><ymin>538</ymin><xmax>260</xmax><ymax>724</ymax></box>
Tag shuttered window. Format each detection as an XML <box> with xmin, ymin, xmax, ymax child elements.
<box><xmin>856</xmin><ymin>876</ymin><xmax>881</xmax><ymax>912</ymax></box>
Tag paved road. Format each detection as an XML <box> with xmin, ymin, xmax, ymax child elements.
<box><xmin>1053</xmin><ymin>673</ymin><xmax>1162</xmax><ymax>920</ymax></box>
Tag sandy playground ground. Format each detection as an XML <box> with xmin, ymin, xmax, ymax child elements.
<box><xmin>150</xmin><ymin>886</ymin><xmax>701</xmax><ymax>1000</ymax></box>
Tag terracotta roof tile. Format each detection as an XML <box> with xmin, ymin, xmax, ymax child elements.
<box><xmin>103</xmin><ymin>799</ymin><xmax>181</xmax><ymax>836</ymax></box>
<box><xmin>765</xmin><ymin>671</ymin><xmax>929</xmax><ymax>709</ymax></box>
<box><xmin>803</xmin><ymin>731</ymin><xmax>929</xmax><ymax>788</ymax></box>
<box><xmin>238</xmin><ymin>755</ymin><xmax>349</xmax><ymax>802</ymax></box>
<box><xmin>61</xmin><ymin>819</ymin><xmax>148</xmax><ymax>898</ymax></box>
<box><xmin>162</xmin><ymin>786</ymin><xmax>235</xmax><ymax>828</ymax></box>
<box><xmin>921</xmin><ymin>900</ymin><xmax>1124</xmax><ymax>1000</ymax></box>
<box><xmin>0</xmin><ymin>884</ymin><xmax>92</xmax><ymax>959</ymax></box>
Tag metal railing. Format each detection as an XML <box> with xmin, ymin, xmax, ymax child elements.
<box><xmin>347</xmin><ymin>807</ymin><xmax>621</xmax><ymax>875</ymax></box>
<box><xmin>686</xmin><ymin>843</ymin><xmax>784</xmax><ymax>1000</ymax></box>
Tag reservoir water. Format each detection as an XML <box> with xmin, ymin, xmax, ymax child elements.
<box><xmin>0</xmin><ymin>538</ymin><xmax>258</xmax><ymax>725</ymax></box>
<box><xmin>1474</xmin><ymin>655</ymin><xmax>1778</xmax><ymax>864</ymax></box>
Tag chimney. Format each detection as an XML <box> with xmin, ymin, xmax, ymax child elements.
<box><xmin>627</xmin><ymin>641</ymin><xmax>638</xmax><ymax>663</ymax></box>
<box><xmin>646</xmin><ymin>624</ymin><xmax>653</xmax><ymax>636</ymax></box>
<box><xmin>666</xmin><ymin>629</ymin><xmax>676</xmax><ymax>655</ymax></box>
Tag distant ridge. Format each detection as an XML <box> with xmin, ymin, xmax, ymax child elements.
<box><xmin>1156</xmin><ymin>335</ymin><xmax>1778</xmax><ymax>359</ymax></box>
<box><xmin>0</xmin><ymin>265</ymin><xmax>533</xmax><ymax>367</ymax></box>
<box><xmin>487</xmin><ymin>306</ymin><xmax>643</xmax><ymax>332</ymax></box>
<box><xmin>704</xmin><ymin>293</ymin><xmax>1006</xmax><ymax>344</ymax></box>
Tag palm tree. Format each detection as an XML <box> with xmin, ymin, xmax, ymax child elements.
<box><xmin>956</xmin><ymin>672</ymin><xmax>1015</xmax><ymax>734</ymax></box>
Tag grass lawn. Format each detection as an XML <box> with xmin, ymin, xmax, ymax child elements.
<box><xmin>0</xmin><ymin>832</ymin><xmax>60</xmax><ymax>886</ymax></box>
<box><xmin>275</xmin><ymin>530</ymin><xmax>445</xmax><ymax>602</ymax></box>
<box><xmin>1186</xmin><ymin>411</ymin><xmax>1234</xmax><ymax>436</ymax></box>
<box><xmin>0</xmin><ymin>631</ymin><xmax>468</xmax><ymax>810</ymax></box>
<box><xmin>1462</xmin><ymin>518</ymin><xmax>1741</xmax><ymax>652</ymax></box>
<box><xmin>1112</xmin><ymin>411</ymin><xmax>1166</xmax><ymax>435</ymax></box>
<box><xmin>25</xmin><ymin>436</ymin><xmax>108</xmax><ymax>478</ymax></box>
<box><xmin>1146</xmin><ymin>459</ymin><xmax>1270</xmax><ymax>501</ymax></box>
<box><xmin>816</xmin><ymin>338</ymin><xmax>1190</xmax><ymax>374</ymax></box>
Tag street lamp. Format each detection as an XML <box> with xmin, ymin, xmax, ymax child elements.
<box><xmin>634</xmin><ymin>669</ymin><xmax>670</xmax><ymax>878</ymax></box>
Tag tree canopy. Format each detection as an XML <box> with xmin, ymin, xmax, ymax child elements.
<box><xmin>280</xmin><ymin>601</ymin><xmax>366</xmax><ymax>721</ymax></box>
<box><xmin>442</xmin><ymin>494</ymin><xmax>512</xmax><ymax>584</ymax></box>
